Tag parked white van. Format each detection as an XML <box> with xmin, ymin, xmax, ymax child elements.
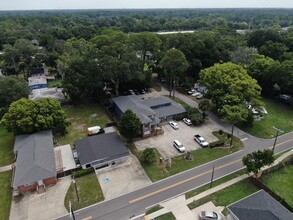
<box><xmin>173</xmin><ymin>140</ymin><xmax>185</xmax><ymax>153</ymax></box>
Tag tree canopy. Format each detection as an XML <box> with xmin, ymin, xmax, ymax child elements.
<box><xmin>119</xmin><ymin>109</ymin><xmax>141</xmax><ymax>141</ymax></box>
<box><xmin>199</xmin><ymin>62</ymin><xmax>262</xmax><ymax>113</ymax></box>
<box><xmin>0</xmin><ymin>76</ymin><xmax>30</xmax><ymax>117</ymax></box>
<box><xmin>160</xmin><ymin>48</ymin><xmax>188</xmax><ymax>97</ymax></box>
<box><xmin>1</xmin><ymin>98</ymin><xmax>70</xmax><ymax>135</ymax></box>
<box><xmin>242</xmin><ymin>149</ymin><xmax>274</xmax><ymax>176</ymax></box>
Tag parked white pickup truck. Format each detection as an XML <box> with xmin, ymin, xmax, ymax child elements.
<box><xmin>194</xmin><ymin>134</ymin><xmax>209</xmax><ymax>147</ymax></box>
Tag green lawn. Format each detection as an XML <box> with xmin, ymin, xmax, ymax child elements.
<box><xmin>146</xmin><ymin>205</ymin><xmax>164</xmax><ymax>215</ymax></box>
<box><xmin>129</xmin><ymin>132</ymin><xmax>243</xmax><ymax>182</ymax></box>
<box><xmin>186</xmin><ymin>169</ymin><xmax>247</xmax><ymax>199</ymax></box>
<box><xmin>47</xmin><ymin>79</ymin><xmax>62</xmax><ymax>88</ymax></box>
<box><xmin>260</xmin><ymin>164</ymin><xmax>293</xmax><ymax>207</ymax></box>
<box><xmin>0</xmin><ymin>125</ymin><xmax>14</xmax><ymax>166</ymax></box>
<box><xmin>56</xmin><ymin>102</ymin><xmax>111</xmax><ymax>145</ymax></box>
<box><xmin>64</xmin><ymin>174</ymin><xmax>104</xmax><ymax>211</ymax></box>
<box><xmin>187</xmin><ymin>179</ymin><xmax>259</xmax><ymax>211</ymax></box>
<box><xmin>244</xmin><ymin>98</ymin><xmax>293</xmax><ymax>138</ymax></box>
<box><xmin>155</xmin><ymin>212</ymin><xmax>176</xmax><ymax>220</ymax></box>
<box><xmin>0</xmin><ymin>171</ymin><xmax>12</xmax><ymax>220</ymax></box>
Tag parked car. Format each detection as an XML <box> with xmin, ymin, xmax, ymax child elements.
<box><xmin>87</xmin><ymin>126</ymin><xmax>101</xmax><ymax>136</ymax></box>
<box><xmin>173</xmin><ymin>140</ymin><xmax>185</xmax><ymax>153</ymax></box>
<box><xmin>199</xmin><ymin>211</ymin><xmax>222</xmax><ymax>220</ymax></box>
<box><xmin>183</xmin><ymin>118</ymin><xmax>192</xmax><ymax>125</ymax></box>
<box><xmin>187</xmin><ymin>89</ymin><xmax>196</xmax><ymax>95</ymax></box>
<box><xmin>128</xmin><ymin>89</ymin><xmax>135</xmax><ymax>95</ymax></box>
<box><xmin>194</xmin><ymin>135</ymin><xmax>209</xmax><ymax>147</ymax></box>
<box><xmin>169</xmin><ymin>121</ymin><xmax>179</xmax><ymax>130</ymax></box>
<box><xmin>191</xmin><ymin>92</ymin><xmax>202</xmax><ymax>97</ymax></box>
<box><xmin>195</xmin><ymin>93</ymin><xmax>204</xmax><ymax>99</ymax></box>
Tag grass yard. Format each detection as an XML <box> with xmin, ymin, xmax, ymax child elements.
<box><xmin>260</xmin><ymin>164</ymin><xmax>293</xmax><ymax>207</ymax></box>
<box><xmin>244</xmin><ymin>98</ymin><xmax>293</xmax><ymax>138</ymax></box>
<box><xmin>186</xmin><ymin>169</ymin><xmax>247</xmax><ymax>199</ymax></box>
<box><xmin>56</xmin><ymin>102</ymin><xmax>111</xmax><ymax>145</ymax></box>
<box><xmin>0</xmin><ymin>171</ymin><xmax>12</xmax><ymax>220</ymax></box>
<box><xmin>146</xmin><ymin>205</ymin><xmax>164</xmax><ymax>215</ymax></box>
<box><xmin>64</xmin><ymin>174</ymin><xmax>104</xmax><ymax>211</ymax></box>
<box><xmin>128</xmin><ymin>133</ymin><xmax>243</xmax><ymax>182</ymax></box>
<box><xmin>155</xmin><ymin>212</ymin><xmax>176</xmax><ymax>220</ymax></box>
<box><xmin>0</xmin><ymin>125</ymin><xmax>14</xmax><ymax>166</ymax></box>
<box><xmin>187</xmin><ymin>179</ymin><xmax>259</xmax><ymax>211</ymax></box>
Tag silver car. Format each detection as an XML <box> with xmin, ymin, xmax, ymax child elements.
<box><xmin>199</xmin><ymin>211</ymin><xmax>222</xmax><ymax>220</ymax></box>
<box><xmin>169</xmin><ymin>121</ymin><xmax>179</xmax><ymax>130</ymax></box>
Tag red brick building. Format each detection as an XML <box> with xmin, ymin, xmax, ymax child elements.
<box><xmin>12</xmin><ymin>130</ymin><xmax>57</xmax><ymax>195</ymax></box>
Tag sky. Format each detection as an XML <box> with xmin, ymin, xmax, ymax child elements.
<box><xmin>0</xmin><ymin>0</ymin><xmax>293</xmax><ymax>10</ymax></box>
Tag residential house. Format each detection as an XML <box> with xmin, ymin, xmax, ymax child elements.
<box><xmin>111</xmin><ymin>95</ymin><xmax>186</xmax><ymax>137</ymax></box>
<box><xmin>228</xmin><ymin>190</ymin><xmax>293</xmax><ymax>220</ymax></box>
<box><xmin>12</xmin><ymin>130</ymin><xmax>57</xmax><ymax>195</ymax></box>
<box><xmin>74</xmin><ymin>132</ymin><xmax>130</xmax><ymax>170</ymax></box>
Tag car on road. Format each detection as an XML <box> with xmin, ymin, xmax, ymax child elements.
<box><xmin>191</xmin><ymin>92</ymin><xmax>201</xmax><ymax>97</ymax></box>
<box><xmin>199</xmin><ymin>211</ymin><xmax>222</xmax><ymax>220</ymax></box>
<box><xmin>169</xmin><ymin>121</ymin><xmax>179</xmax><ymax>130</ymax></box>
<box><xmin>183</xmin><ymin>118</ymin><xmax>192</xmax><ymax>125</ymax></box>
<box><xmin>194</xmin><ymin>134</ymin><xmax>209</xmax><ymax>147</ymax></box>
<box><xmin>173</xmin><ymin>140</ymin><xmax>185</xmax><ymax>153</ymax></box>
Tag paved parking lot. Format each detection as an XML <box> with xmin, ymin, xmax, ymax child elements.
<box><xmin>9</xmin><ymin>176</ymin><xmax>71</xmax><ymax>220</ymax></box>
<box><xmin>135</xmin><ymin>119</ymin><xmax>219</xmax><ymax>159</ymax></box>
<box><xmin>96</xmin><ymin>155</ymin><xmax>151</xmax><ymax>200</ymax></box>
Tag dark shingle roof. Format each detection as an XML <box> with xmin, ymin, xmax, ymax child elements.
<box><xmin>74</xmin><ymin>132</ymin><xmax>130</xmax><ymax>166</ymax></box>
<box><xmin>228</xmin><ymin>190</ymin><xmax>293</xmax><ymax>220</ymax></box>
<box><xmin>112</xmin><ymin>95</ymin><xmax>186</xmax><ymax>124</ymax></box>
<box><xmin>13</xmin><ymin>130</ymin><xmax>56</xmax><ymax>188</ymax></box>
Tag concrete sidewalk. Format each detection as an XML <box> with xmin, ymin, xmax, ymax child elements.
<box><xmin>0</xmin><ymin>164</ymin><xmax>12</xmax><ymax>172</ymax></box>
<box><xmin>147</xmin><ymin>149</ymin><xmax>293</xmax><ymax>220</ymax></box>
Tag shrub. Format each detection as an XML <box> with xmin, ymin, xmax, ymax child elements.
<box><xmin>219</xmin><ymin>129</ymin><xmax>224</xmax><ymax>135</ymax></box>
<box><xmin>209</xmin><ymin>140</ymin><xmax>225</xmax><ymax>148</ymax></box>
<box><xmin>72</xmin><ymin>167</ymin><xmax>94</xmax><ymax>178</ymax></box>
<box><xmin>141</xmin><ymin>148</ymin><xmax>156</xmax><ymax>165</ymax></box>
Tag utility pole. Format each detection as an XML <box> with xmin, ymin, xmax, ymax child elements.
<box><xmin>69</xmin><ymin>201</ymin><xmax>76</xmax><ymax>220</ymax></box>
<box><xmin>210</xmin><ymin>165</ymin><xmax>215</xmax><ymax>188</ymax></box>
<box><xmin>272</xmin><ymin>126</ymin><xmax>283</xmax><ymax>153</ymax></box>
<box><xmin>72</xmin><ymin>177</ymin><xmax>80</xmax><ymax>202</ymax></box>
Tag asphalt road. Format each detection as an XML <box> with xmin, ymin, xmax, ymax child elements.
<box><xmin>56</xmin><ymin>89</ymin><xmax>293</xmax><ymax>220</ymax></box>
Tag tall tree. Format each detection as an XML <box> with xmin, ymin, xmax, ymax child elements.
<box><xmin>119</xmin><ymin>109</ymin><xmax>141</xmax><ymax>141</ymax></box>
<box><xmin>0</xmin><ymin>76</ymin><xmax>30</xmax><ymax>117</ymax></box>
<box><xmin>221</xmin><ymin>104</ymin><xmax>249</xmax><ymax>146</ymax></box>
<box><xmin>248</xmin><ymin>55</ymin><xmax>278</xmax><ymax>95</ymax></box>
<box><xmin>160</xmin><ymin>48</ymin><xmax>188</xmax><ymax>98</ymax></box>
<box><xmin>259</xmin><ymin>41</ymin><xmax>288</xmax><ymax>61</ymax></box>
<box><xmin>229</xmin><ymin>47</ymin><xmax>258</xmax><ymax>68</ymax></box>
<box><xmin>198</xmin><ymin>99</ymin><xmax>213</xmax><ymax>117</ymax></box>
<box><xmin>242</xmin><ymin>149</ymin><xmax>274</xmax><ymax>177</ymax></box>
<box><xmin>1</xmin><ymin>98</ymin><xmax>70</xmax><ymax>135</ymax></box>
<box><xmin>57</xmin><ymin>38</ymin><xmax>103</xmax><ymax>103</ymax></box>
<box><xmin>129</xmin><ymin>32</ymin><xmax>161</xmax><ymax>62</ymax></box>
<box><xmin>199</xmin><ymin>62</ymin><xmax>262</xmax><ymax>112</ymax></box>
<box><xmin>91</xmin><ymin>29</ymin><xmax>143</xmax><ymax>96</ymax></box>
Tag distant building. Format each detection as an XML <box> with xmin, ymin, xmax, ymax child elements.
<box><xmin>12</xmin><ymin>130</ymin><xmax>57</xmax><ymax>195</ymax></box>
<box><xmin>29</xmin><ymin>88</ymin><xmax>65</xmax><ymax>102</ymax></box>
<box><xmin>28</xmin><ymin>76</ymin><xmax>47</xmax><ymax>89</ymax></box>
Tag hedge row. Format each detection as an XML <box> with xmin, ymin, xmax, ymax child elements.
<box><xmin>72</xmin><ymin>167</ymin><xmax>94</xmax><ymax>178</ymax></box>
<box><xmin>209</xmin><ymin>140</ymin><xmax>225</xmax><ymax>148</ymax></box>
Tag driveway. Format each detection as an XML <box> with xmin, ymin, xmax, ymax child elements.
<box><xmin>96</xmin><ymin>155</ymin><xmax>152</xmax><ymax>200</ymax></box>
<box><xmin>135</xmin><ymin>120</ymin><xmax>219</xmax><ymax>159</ymax></box>
<box><xmin>10</xmin><ymin>176</ymin><xmax>71</xmax><ymax>220</ymax></box>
